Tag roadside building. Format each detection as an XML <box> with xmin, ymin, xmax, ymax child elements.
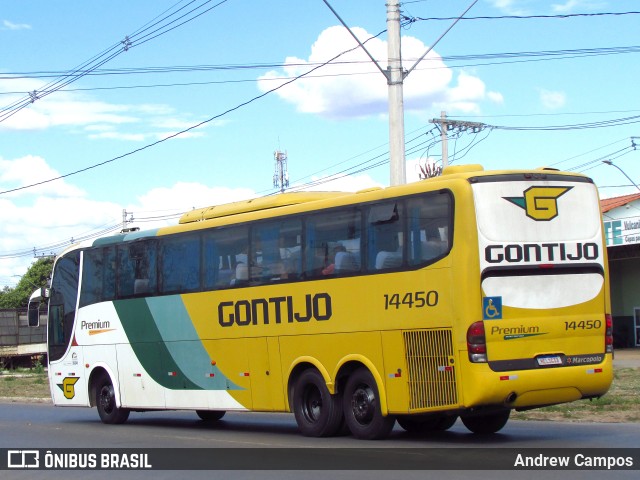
<box><xmin>0</xmin><ymin>308</ymin><xmax>47</xmax><ymax>368</ymax></box>
<box><xmin>601</xmin><ymin>193</ymin><xmax>640</xmax><ymax>348</ymax></box>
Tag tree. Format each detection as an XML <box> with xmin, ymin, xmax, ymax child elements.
<box><xmin>0</xmin><ymin>258</ymin><xmax>54</xmax><ymax>308</ymax></box>
<box><xmin>417</xmin><ymin>159</ymin><xmax>442</xmax><ymax>179</ymax></box>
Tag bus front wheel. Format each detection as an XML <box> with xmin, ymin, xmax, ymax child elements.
<box><xmin>343</xmin><ymin>368</ymin><xmax>395</xmax><ymax>440</ymax></box>
<box><xmin>96</xmin><ymin>375</ymin><xmax>130</xmax><ymax>425</ymax></box>
<box><xmin>292</xmin><ymin>369</ymin><xmax>344</xmax><ymax>437</ymax></box>
<box><xmin>461</xmin><ymin>409</ymin><xmax>510</xmax><ymax>434</ymax></box>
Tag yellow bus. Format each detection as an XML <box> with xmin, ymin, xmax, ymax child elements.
<box><xmin>29</xmin><ymin>164</ymin><xmax>613</xmax><ymax>439</ymax></box>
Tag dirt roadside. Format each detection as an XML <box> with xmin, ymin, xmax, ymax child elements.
<box><xmin>2</xmin><ymin>349</ymin><xmax>639</xmax><ymax>408</ymax></box>
<box><xmin>612</xmin><ymin>348</ymin><xmax>640</xmax><ymax>368</ymax></box>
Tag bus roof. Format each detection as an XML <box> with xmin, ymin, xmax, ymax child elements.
<box><xmin>51</xmin><ymin>164</ymin><xmax>594</xmax><ymax>256</ymax></box>
<box><xmin>179</xmin><ymin>191</ymin><xmax>350</xmax><ymax>224</ymax></box>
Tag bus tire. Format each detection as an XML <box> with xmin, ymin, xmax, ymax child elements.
<box><xmin>397</xmin><ymin>414</ymin><xmax>458</xmax><ymax>434</ymax></box>
<box><xmin>96</xmin><ymin>375</ymin><xmax>129</xmax><ymax>425</ymax></box>
<box><xmin>343</xmin><ymin>368</ymin><xmax>395</xmax><ymax>440</ymax></box>
<box><xmin>461</xmin><ymin>409</ymin><xmax>510</xmax><ymax>434</ymax></box>
<box><xmin>196</xmin><ymin>410</ymin><xmax>226</xmax><ymax>422</ymax></box>
<box><xmin>292</xmin><ymin>369</ymin><xmax>344</xmax><ymax>437</ymax></box>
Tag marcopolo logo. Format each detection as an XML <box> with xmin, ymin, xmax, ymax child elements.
<box><xmin>504</xmin><ymin>186</ymin><xmax>572</xmax><ymax>221</ymax></box>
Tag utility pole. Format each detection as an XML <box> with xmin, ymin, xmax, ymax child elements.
<box><xmin>429</xmin><ymin>112</ymin><xmax>487</xmax><ymax>167</ymax></box>
<box><xmin>439</xmin><ymin>111</ymin><xmax>448</xmax><ymax>168</ymax></box>
<box><xmin>387</xmin><ymin>0</ymin><xmax>406</xmax><ymax>186</ymax></box>
<box><xmin>273</xmin><ymin>150</ymin><xmax>289</xmax><ymax>193</ymax></box>
<box><xmin>323</xmin><ymin>0</ymin><xmax>477</xmax><ymax>185</ymax></box>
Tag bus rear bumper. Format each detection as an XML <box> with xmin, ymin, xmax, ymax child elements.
<box><xmin>459</xmin><ymin>355</ymin><xmax>613</xmax><ymax>410</ymax></box>
<box><xmin>511</xmin><ymin>387</ymin><xmax>581</xmax><ymax>409</ymax></box>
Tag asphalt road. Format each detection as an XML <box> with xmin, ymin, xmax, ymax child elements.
<box><xmin>0</xmin><ymin>402</ymin><xmax>638</xmax><ymax>480</ymax></box>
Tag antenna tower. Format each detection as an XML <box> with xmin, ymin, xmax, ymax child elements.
<box><xmin>273</xmin><ymin>150</ymin><xmax>290</xmax><ymax>193</ymax></box>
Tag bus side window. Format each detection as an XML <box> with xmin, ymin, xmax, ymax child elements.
<box><xmin>80</xmin><ymin>248</ymin><xmax>104</xmax><ymax>307</ymax></box>
<box><xmin>367</xmin><ymin>202</ymin><xmax>403</xmax><ymax>271</ymax></box>
<box><xmin>408</xmin><ymin>192</ymin><xmax>453</xmax><ymax>266</ymax></box>
<box><xmin>160</xmin><ymin>234</ymin><xmax>201</xmax><ymax>294</ymax></box>
<box><xmin>304</xmin><ymin>208</ymin><xmax>361</xmax><ymax>278</ymax></box>
<box><xmin>117</xmin><ymin>240</ymin><xmax>157</xmax><ymax>298</ymax></box>
<box><xmin>203</xmin><ymin>226</ymin><xmax>249</xmax><ymax>289</ymax></box>
<box><xmin>251</xmin><ymin>219</ymin><xmax>302</xmax><ymax>283</ymax></box>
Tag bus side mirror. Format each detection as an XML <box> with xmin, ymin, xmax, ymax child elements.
<box><xmin>28</xmin><ymin>302</ymin><xmax>40</xmax><ymax>327</ymax></box>
<box><xmin>27</xmin><ymin>288</ymin><xmax>48</xmax><ymax>327</ymax></box>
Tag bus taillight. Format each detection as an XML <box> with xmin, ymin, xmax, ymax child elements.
<box><xmin>467</xmin><ymin>321</ymin><xmax>487</xmax><ymax>363</ymax></box>
<box><xmin>605</xmin><ymin>314</ymin><xmax>613</xmax><ymax>354</ymax></box>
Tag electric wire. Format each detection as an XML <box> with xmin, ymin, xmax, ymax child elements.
<box><xmin>2</xmin><ymin>7</ymin><xmax>639</xmax><ymax>256</ymax></box>
<box><xmin>0</xmin><ymin>26</ymin><xmax>390</xmax><ymax>197</ymax></box>
<box><xmin>0</xmin><ymin>0</ymin><xmax>230</xmax><ymax>124</ymax></box>
<box><xmin>2</xmin><ymin>44</ymin><xmax>639</xmax><ymax>90</ymax></box>
<box><xmin>406</xmin><ymin>11</ymin><xmax>640</xmax><ymax>21</ymax></box>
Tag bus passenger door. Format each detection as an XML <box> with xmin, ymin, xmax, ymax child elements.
<box><xmin>247</xmin><ymin>337</ymin><xmax>285</xmax><ymax>411</ymax></box>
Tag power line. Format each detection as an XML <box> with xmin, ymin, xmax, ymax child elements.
<box><xmin>490</xmin><ymin>115</ymin><xmax>640</xmax><ymax>131</ymax></box>
<box><xmin>406</xmin><ymin>11</ymin><xmax>640</xmax><ymax>21</ymax></box>
<box><xmin>0</xmin><ymin>0</ymin><xmax>231</xmax><ymax>124</ymax></box>
<box><xmin>0</xmin><ymin>27</ymin><xmax>389</xmax><ymax>197</ymax></box>
<box><xmin>2</xmin><ymin>44</ymin><xmax>638</xmax><ymax>87</ymax></box>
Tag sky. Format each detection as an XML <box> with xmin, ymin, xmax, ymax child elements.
<box><xmin>1</xmin><ymin>0</ymin><xmax>639</xmax><ymax>287</ymax></box>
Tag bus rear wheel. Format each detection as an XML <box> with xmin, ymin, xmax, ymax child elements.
<box><xmin>96</xmin><ymin>375</ymin><xmax>129</xmax><ymax>425</ymax></box>
<box><xmin>343</xmin><ymin>368</ymin><xmax>395</xmax><ymax>440</ymax></box>
<box><xmin>196</xmin><ymin>410</ymin><xmax>226</xmax><ymax>422</ymax></box>
<box><xmin>397</xmin><ymin>414</ymin><xmax>458</xmax><ymax>434</ymax></box>
<box><xmin>292</xmin><ymin>369</ymin><xmax>344</xmax><ymax>437</ymax></box>
<box><xmin>461</xmin><ymin>409</ymin><xmax>510</xmax><ymax>434</ymax></box>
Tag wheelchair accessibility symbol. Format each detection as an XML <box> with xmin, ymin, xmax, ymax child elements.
<box><xmin>483</xmin><ymin>296</ymin><xmax>502</xmax><ymax>320</ymax></box>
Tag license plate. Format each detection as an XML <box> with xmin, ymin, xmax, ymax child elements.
<box><xmin>537</xmin><ymin>355</ymin><xmax>562</xmax><ymax>366</ymax></box>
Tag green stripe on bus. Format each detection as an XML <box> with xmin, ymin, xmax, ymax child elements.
<box><xmin>114</xmin><ymin>298</ymin><xmax>202</xmax><ymax>390</ymax></box>
<box><xmin>146</xmin><ymin>296</ymin><xmax>241</xmax><ymax>391</ymax></box>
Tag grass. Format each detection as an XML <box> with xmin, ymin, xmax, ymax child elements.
<box><xmin>1</xmin><ymin>366</ymin><xmax>639</xmax><ymax>423</ymax></box>
<box><xmin>512</xmin><ymin>367</ymin><xmax>640</xmax><ymax>423</ymax></box>
<box><xmin>0</xmin><ymin>370</ymin><xmax>50</xmax><ymax>400</ymax></box>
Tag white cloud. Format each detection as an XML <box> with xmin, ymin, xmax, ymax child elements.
<box><xmin>3</xmin><ymin>20</ymin><xmax>31</xmax><ymax>30</ymax></box>
<box><xmin>539</xmin><ymin>89</ymin><xmax>566</xmax><ymax>109</ymax></box>
<box><xmin>0</xmin><ymin>79</ymin><xmax>211</xmax><ymax>141</ymax></box>
<box><xmin>0</xmin><ymin>157</ymin><xmax>123</xmax><ymax>285</ymax></box>
<box><xmin>491</xmin><ymin>0</ymin><xmax>604</xmax><ymax>15</ymax></box>
<box><xmin>441</xmin><ymin>72</ymin><xmax>488</xmax><ymax>114</ymax></box>
<box><xmin>87</xmin><ymin>131</ymin><xmax>148</xmax><ymax>141</ymax></box>
<box><xmin>551</xmin><ymin>1</ymin><xmax>605</xmax><ymax>13</ymax></box>
<box><xmin>131</xmin><ymin>182</ymin><xmax>256</xmax><ymax>227</ymax></box>
<box><xmin>0</xmin><ymin>154</ymin><xmax>85</xmax><ymax>198</ymax></box>
<box><xmin>487</xmin><ymin>91</ymin><xmax>505</xmax><ymax>104</ymax></box>
<box><xmin>257</xmin><ymin>26</ymin><xmax>499</xmax><ymax>119</ymax></box>
<box><xmin>0</xmin><ymin>155</ymin><xmax>425</xmax><ymax>287</ymax></box>
<box><xmin>488</xmin><ymin>0</ymin><xmax>533</xmax><ymax>15</ymax></box>
<box><xmin>299</xmin><ymin>173</ymin><xmax>383</xmax><ymax>193</ymax></box>
<box><xmin>0</xmin><ymin>155</ymin><xmax>262</xmax><ymax>286</ymax></box>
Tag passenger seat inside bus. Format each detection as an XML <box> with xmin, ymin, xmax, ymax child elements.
<box><xmin>421</xmin><ymin>240</ymin><xmax>446</xmax><ymax>260</ymax></box>
<box><xmin>231</xmin><ymin>263</ymin><xmax>248</xmax><ymax>285</ymax></box>
<box><xmin>375</xmin><ymin>250</ymin><xmax>402</xmax><ymax>270</ymax></box>
<box><xmin>334</xmin><ymin>251</ymin><xmax>359</xmax><ymax>273</ymax></box>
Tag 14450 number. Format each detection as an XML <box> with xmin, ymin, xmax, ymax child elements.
<box><xmin>565</xmin><ymin>320</ymin><xmax>601</xmax><ymax>330</ymax></box>
<box><xmin>384</xmin><ymin>291</ymin><xmax>438</xmax><ymax>310</ymax></box>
